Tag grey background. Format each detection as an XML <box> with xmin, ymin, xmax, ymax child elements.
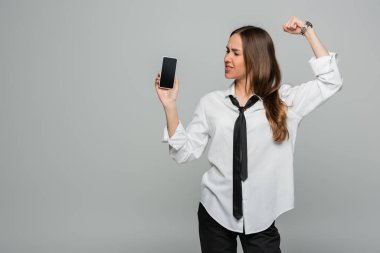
<box><xmin>1</xmin><ymin>0</ymin><xmax>379</xmax><ymax>252</ymax></box>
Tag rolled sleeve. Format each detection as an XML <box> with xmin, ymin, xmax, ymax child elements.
<box><xmin>279</xmin><ymin>51</ymin><xmax>343</xmax><ymax>120</ymax></box>
<box><xmin>309</xmin><ymin>52</ymin><xmax>338</xmax><ymax>76</ymax></box>
<box><xmin>161</xmin><ymin>96</ymin><xmax>210</xmax><ymax>164</ymax></box>
<box><xmin>161</xmin><ymin>120</ymin><xmax>187</xmax><ymax>150</ymax></box>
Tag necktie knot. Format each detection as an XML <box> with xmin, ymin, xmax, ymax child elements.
<box><xmin>228</xmin><ymin>94</ymin><xmax>260</xmax><ymax>112</ymax></box>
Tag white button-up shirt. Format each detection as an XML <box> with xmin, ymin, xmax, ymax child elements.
<box><xmin>161</xmin><ymin>52</ymin><xmax>343</xmax><ymax>234</ymax></box>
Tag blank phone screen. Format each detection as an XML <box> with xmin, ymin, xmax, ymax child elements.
<box><xmin>160</xmin><ymin>57</ymin><xmax>177</xmax><ymax>89</ymax></box>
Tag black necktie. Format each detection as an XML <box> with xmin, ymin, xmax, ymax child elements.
<box><xmin>228</xmin><ymin>94</ymin><xmax>260</xmax><ymax>220</ymax></box>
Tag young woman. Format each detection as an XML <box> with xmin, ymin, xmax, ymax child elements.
<box><xmin>155</xmin><ymin>16</ymin><xmax>343</xmax><ymax>253</ymax></box>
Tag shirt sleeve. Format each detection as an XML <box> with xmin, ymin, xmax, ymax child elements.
<box><xmin>279</xmin><ymin>51</ymin><xmax>343</xmax><ymax>120</ymax></box>
<box><xmin>161</xmin><ymin>96</ymin><xmax>210</xmax><ymax>164</ymax></box>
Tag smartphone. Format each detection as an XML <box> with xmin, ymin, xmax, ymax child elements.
<box><xmin>159</xmin><ymin>56</ymin><xmax>177</xmax><ymax>89</ymax></box>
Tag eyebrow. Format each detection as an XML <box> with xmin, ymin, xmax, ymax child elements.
<box><xmin>226</xmin><ymin>46</ymin><xmax>241</xmax><ymax>52</ymax></box>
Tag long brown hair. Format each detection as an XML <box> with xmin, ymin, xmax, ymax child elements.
<box><xmin>230</xmin><ymin>25</ymin><xmax>289</xmax><ymax>143</ymax></box>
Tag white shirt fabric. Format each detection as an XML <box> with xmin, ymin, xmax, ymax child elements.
<box><xmin>161</xmin><ymin>51</ymin><xmax>343</xmax><ymax>234</ymax></box>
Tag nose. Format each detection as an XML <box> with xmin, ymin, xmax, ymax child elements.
<box><xmin>224</xmin><ymin>54</ymin><xmax>231</xmax><ymax>64</ymax></box>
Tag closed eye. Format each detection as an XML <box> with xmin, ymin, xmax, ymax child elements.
<box><xmin>226</xmin><ymin>50</ymin><xmax>239</xmax><ymax>55</ymax></box>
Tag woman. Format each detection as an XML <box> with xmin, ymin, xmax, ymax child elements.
<box><xmin>155</xmin><ymin>16</ymin><xmax>343</xmax><ymax>253</ymax></box>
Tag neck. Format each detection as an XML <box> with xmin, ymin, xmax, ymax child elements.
<box><xmin>235</xmin><ymin>78</ymin><xmax>253</xmax><ymax>97</ymax></box>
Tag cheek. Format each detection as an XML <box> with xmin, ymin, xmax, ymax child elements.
<box><xmin>235</xmin><ymin>56</ymin><xmax>243</xmax><ymax>65</ymax></box>
<box><xmin>236</xmin><ymin>60</ymin><xmax>246</xmax><ymax>73</ymax></box>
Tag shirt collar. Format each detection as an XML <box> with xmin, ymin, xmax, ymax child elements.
<box><xmin>223</xmin><ymin>80</ymin><xmax>264</xmax><ymax>102</ymax></box>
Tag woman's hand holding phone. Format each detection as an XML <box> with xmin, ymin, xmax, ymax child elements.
<box><xmin>155</xmin><ymin>72</ymin><xmax>179</xmax><ymax>109</ymax></box>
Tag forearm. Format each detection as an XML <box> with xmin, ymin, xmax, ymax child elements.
<box><xmin>164</xmin><ymin>103</ymin><xmax>179</xmax><ymax>138</ymax></box>
<box><xmin>304</xmin><ymin>27</ymin><xmax>329</xmax><ymax>58</ymax></box>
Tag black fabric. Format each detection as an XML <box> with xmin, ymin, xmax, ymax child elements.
<box><xmin>228</xmin><ymin>94</ymin><xmax>260</xmax><ymax>220</ymax></box>
<box><xmin>198</xmin><ymin>202</ymin><xmax>281</xmax><ymax>253</ymax></box>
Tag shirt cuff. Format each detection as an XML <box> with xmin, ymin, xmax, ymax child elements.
<box><xmin>161</xmin><ymin>120</ymin><xmax>187</xmax><ymax>150</ymax></box>
<box><xmin>308</xmin><ymin>51</ymin><xmax>338</xmax><ymax>77</ymax></box>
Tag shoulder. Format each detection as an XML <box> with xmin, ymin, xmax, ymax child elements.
<box><xmin>278</xmin><ymin>83</ymin><xmax>293</xmax><ymax>97</ymax></box>
<box><xmin>199</xmin><ymin>90</ymin><xmax>224</xmax><ymax>104</ymax></box>
<box><xmin>278</xmin><ymin>83</ymin><xmax>295</xmax><ymax>107</ymax></box>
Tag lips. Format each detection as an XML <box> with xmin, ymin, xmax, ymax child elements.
<box><xmin>225</xmin><ymin>66</ymin><xmax>233</xmax><ymax>72</ymax></box>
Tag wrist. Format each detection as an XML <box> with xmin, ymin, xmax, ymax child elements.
<box><xmin>303</xmin><ymin>27</ymin><xmax>315</xmax><ymax>39</ymax></box>
<box><xmin>164</xmin><ymin>102</ymin><xmax>177</xmax><ymax>110</ymax></box>
<box><xmin>300</xmin><ymin>20</ymin><xmax>313</xmax><ymax>37</ymax></box>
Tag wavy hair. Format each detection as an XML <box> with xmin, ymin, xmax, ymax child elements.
<box><xmin>230</xmin><ymin>25</ymin><xmax>289</xmax><ymax>143</ymax></box>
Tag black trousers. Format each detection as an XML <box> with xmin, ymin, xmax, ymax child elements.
<box><xmin>197</xmin><ymin>202</ymin><xmax>281</xmax><ymax>253</ymax></box>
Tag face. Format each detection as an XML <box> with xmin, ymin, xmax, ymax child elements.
<box><xmin>224</xmin><ymin>33</ymin><xmax>247</xmax><ymax>80</ymax></box>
